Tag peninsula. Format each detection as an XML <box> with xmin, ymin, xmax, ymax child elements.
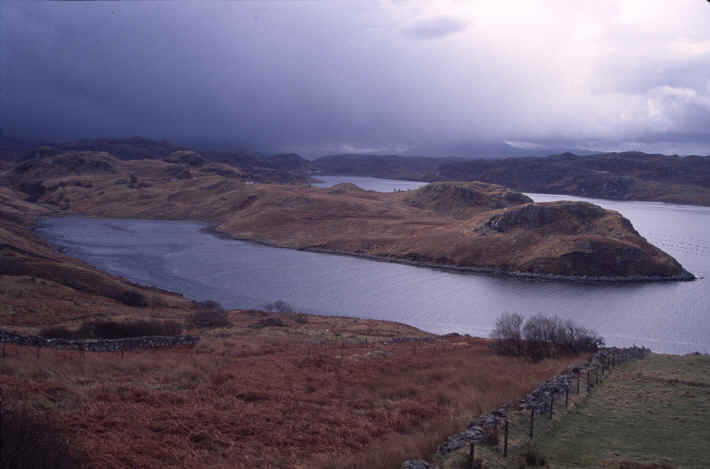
<box><xmin>1</xmin><ymin>150</ymin><xmax>693</xmax><ymax>282</ymax></box>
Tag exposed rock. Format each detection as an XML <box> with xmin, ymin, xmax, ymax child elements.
<box><xmin>478</xmin><ymin>201</ymin><xmax>606</xmax><ymax>233</ymax></box>
<box><xmin>406</xmin><ymin>182</ymin><xmax>532</xmax><ymax>219</ymax></box>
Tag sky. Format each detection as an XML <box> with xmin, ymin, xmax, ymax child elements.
<box><xmin>1</xmin><ymin>0</ymin><xmax>710</xmax><ymax>157</ymax></box>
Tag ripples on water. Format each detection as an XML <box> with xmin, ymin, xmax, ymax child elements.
<box><xmin>35</xmin><ymin>177</ymin><xmax>710</xmax><ymax>354</ymax></box>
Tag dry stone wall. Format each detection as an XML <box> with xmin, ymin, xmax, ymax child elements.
<box><xmin>0</xmin><ymin>329</ymin><xmax>199</xmax><ymax>352</ymax></box>
<box><xmin>426</xmin><ymin>346</ymin><xmax>649</xmax><ymax>461</ymax></box>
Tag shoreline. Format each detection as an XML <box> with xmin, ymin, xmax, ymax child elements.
<box><xmin>33</xmin><ymin>213</ymin><xmax>696</xmax><ymax>286</ymax></box>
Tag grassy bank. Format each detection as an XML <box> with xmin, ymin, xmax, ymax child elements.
<box><xmin>441</xmin><ymin>353</ymin><xmax>710</xmax><ymax>469</ymax></box>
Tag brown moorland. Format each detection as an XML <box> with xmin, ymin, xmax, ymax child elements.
<box><xmin>0</xmin><ymin>312</ymin><xmax>590</xmax><ymax>469</ymax></box>
<box><xmin>1</xmin><ymin>151</ymin><xmax>692</xmax><ymax>281</ymax></box>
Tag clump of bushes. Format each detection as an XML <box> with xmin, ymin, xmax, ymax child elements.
<box><xmin>117</xmin><ymin>290</ymin><xmax>148</xmax><ymax>307</ymax></box>
<box><xmin>262</xmin><ymin>300</ymin><xmax>294</xmax><ymax>313</ymax></box>
<box><xmin>491</xmin><ymin>313</ymin><xmax>603</xmax><ymax>360</ymax></box>
<box><xmin>186</xmin><ymin>300</ymin><xmax>232</xmax><ymax>329</ymax></box>
<box><xmin>39</xmin><ymin>319</ymin><xmax>183</xmax><ymax>340</ymax></box>
<box><xmin>1</xmin><ymin>405</ymin><xmax>80</xmax><ymax>469</ymax></box>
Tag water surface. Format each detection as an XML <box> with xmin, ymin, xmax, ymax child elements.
<box><xmin>36</xmin><ymin>180</ymin><xmax>710</xmax><ymax>354</ymax></box>
<box><xmin>312</xmin><ymin>175</ymin><xmax>428</xmax><ymax>192</ymax></box>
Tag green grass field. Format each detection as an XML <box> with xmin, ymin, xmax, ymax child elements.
<box><xmin>438</xmin><ymin>353</ymin><xmax>710</xmax><ymax>469</ymax></box>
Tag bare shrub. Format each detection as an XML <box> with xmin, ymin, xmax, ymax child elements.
<box><xmin>38</xmin><ymin>327</ymin><xmax>75</xmax><ymax>340</ymax></box>
<box><xmin>491</xmin><ymin>313</ymin><xmax>603</xmax><ymax>360</ymax></box>
<box><xmin>294</xmin><ymin>313</ymin><xmax>308</xmax><ymax>324</ymax></box>
<box><xmin>490</xmin><ymin>312</ymin><xmax>523</xmax><ymax>356</ymax></box>
<box><xmin>117</xmin><ymin>290</ymin><xmax>148</xmax><ymax>307</ymax></box>
<box><xmin>187</xmin><ymin>301</ymin><xmax>232</xmax><ymax>329</ymax></box>
<box><xmin>263</xmin><ymin>300</ymin><xmax>294</xmax><ymax>313</ymax></box>
<box><xmin>40</xmin><ymin>320</ymin><xmax>183</xmax><ymax>339</ymax></box>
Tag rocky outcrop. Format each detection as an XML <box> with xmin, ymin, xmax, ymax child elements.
<box><xmin>406</xmin><ymin>182</ymin><xmax>532</xmax><ymax>219</ymax></box>
<box><xmin>478</xmin><ymin>202</ymin><xmax>606</xmax><ymax>233</ymax></box>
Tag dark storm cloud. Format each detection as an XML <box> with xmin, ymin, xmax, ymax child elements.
<box><xmin>402</xmin><ymin>15</ymin><xmax>467</xmax><ymax>39</ymax></box>
<box><xmin>1</xmin><ymin>1</ymin><xmax>709</xmax><ymax>156</ymax></box>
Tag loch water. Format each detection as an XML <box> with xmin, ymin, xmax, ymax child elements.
<box><xmin>36</xmin><ymin>176</ymin><xmax>710</xmax><ymax>354</ymax></box>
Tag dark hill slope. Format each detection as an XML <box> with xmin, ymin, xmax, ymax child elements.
<box><xmin>313</xmin><ymin>152</ymin><xmax>710</xmax><ymax>205</ymax></box>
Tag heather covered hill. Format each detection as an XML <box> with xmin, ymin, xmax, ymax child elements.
<box><xmin>1</xmin><ymin>152</ymin><xmax>692</xmax><ymax>281</ymax></box>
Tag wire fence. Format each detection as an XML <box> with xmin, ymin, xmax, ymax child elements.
<box><xmin>458</xmin><ymin>347</ymin><xmax>649</xmax><ymax>468</ymax></box>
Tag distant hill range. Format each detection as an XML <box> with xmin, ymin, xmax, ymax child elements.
<box><xmin>2</xmin><ymin>136</ymin><xmax>709</xmax><ymax>205</ymax></box>
<box><xmin>0</xmin><ymin>137</ymin><xmax>313</xmax><ymax>184</ymax></box>
<box><xmin>312</xmin><ymin>152</ymin><xmax>710</xmax><ymax>206</ymax></box>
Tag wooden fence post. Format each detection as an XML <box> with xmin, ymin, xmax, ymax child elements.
<box><xmin>587</xmin><ymin>370</ymin><xmax>591</xmax><ymax>392</ymax></box>
<box><xmin>549</xmin><ymin>394</ymin><xmax>554</xmax><ymax>419</ymax></box>
<box><xmin>468</xmin><ymin>442</ymin><xmax>475</xmax><ymax>469</ymax></box>
<box><xmin>503</xmin><ymin>418</ymin><xmax>509</xmax><ymax>457</ymax></box>
<box><xmin>565</xmin><ymin>388</ymin><xmax>569</xmax><ymax>408</ymax></box>
<box><xmin>529</xmin><ymin>407</ymin><xmax>535</xmax><ymax>438</ymax></box>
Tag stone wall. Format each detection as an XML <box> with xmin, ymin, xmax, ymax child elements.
<box><xmin>421</xmin><ymin>346</ymin><xmax>649</xmax><ymax>461</ymax></box>
<box><xmin>0</xmin><ymin>329</ymin><xmax>199</xmax><ymax>352</ymax></box>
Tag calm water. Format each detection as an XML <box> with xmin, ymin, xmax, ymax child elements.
<box><xmin>312</xmin><ymin>175</ymin><xmax>428</xmax><ymax>192</ymax></box>
<box><xmin>36</xmin><ymin>179</ymin><xmax>710</xmax><ymax>354</ymax></box>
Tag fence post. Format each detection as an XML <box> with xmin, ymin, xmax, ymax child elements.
<box><xmin>576</xmin><ymin>374</ymin><xmax>580</xmax><ymax>394</ymax></box>
<box><xmin>503</xmin><ymin>418</ymin><xmax>509</xmax><ymax>457</ymax></box>
<box><xmin>0</xmin><ymin>387</ymin><xmax>3</xmax><ymax>464</ymax></box>
<box><xmin>565</xmin><ymin>388</ymin><xmax>569</xmax><ymax>408</ymax></box>
<box><xmin>529</xmin><ymin>407</ymin><xmax>535</xmax><ymax>438</ymax></box>
<box><xmin>587</xmin><ymin>370</ymin><xmax>591</xmax><ymax>392</ymax></box>
<box><xmin>468</xmin><ymin>442</ymin><xmax>475</xmax><ymax>469</ymax></box>
<box><xmin>549</xmin><ymin>394</ymin><xmax>554</xmax><ymax>419</ymax></box>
